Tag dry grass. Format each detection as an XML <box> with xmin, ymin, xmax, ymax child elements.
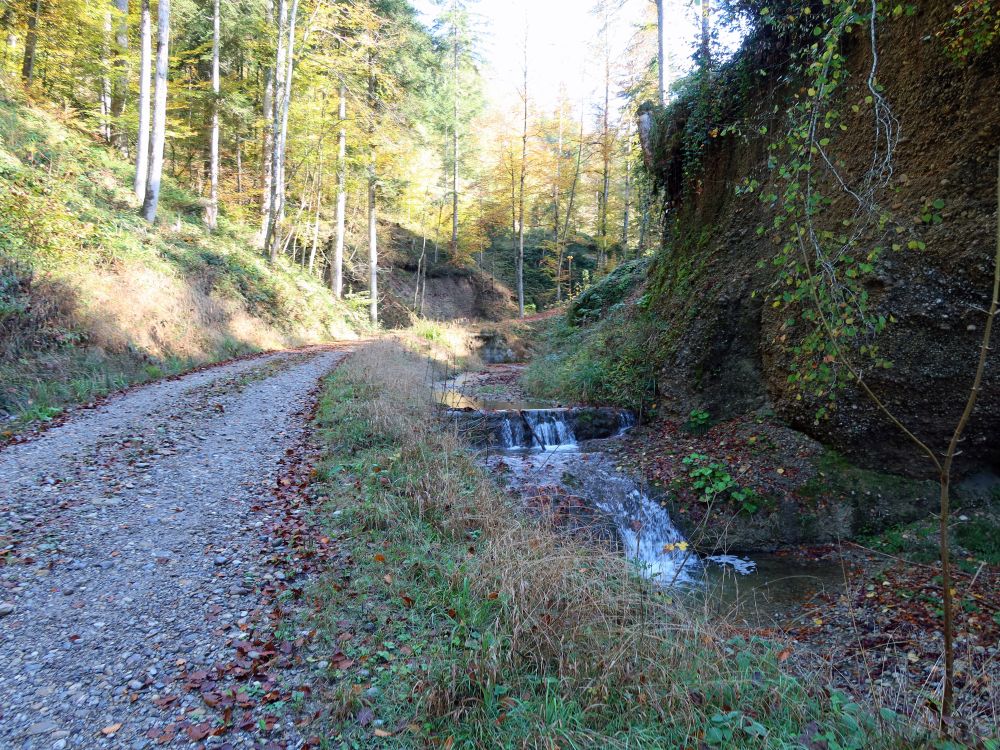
<box><xmin>313</xmin><ymin>340</ymin><xmax>926</xmax><ymax>747</ymax></box>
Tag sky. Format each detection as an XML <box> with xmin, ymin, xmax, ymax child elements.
<box><xmin>410</xmin><ymin>0</ymin><xmax>708</xmax><ymax>115</ymax></box>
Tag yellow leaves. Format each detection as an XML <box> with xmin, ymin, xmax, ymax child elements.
<box><xmin>662</xmin><ymin>541</ymin><xmax>689</xmax><ymax>553</ymax></box>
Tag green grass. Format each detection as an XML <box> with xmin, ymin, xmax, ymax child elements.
<box><xmin>304</xmin><ymin>342</ymin><xmax>936</xmax><ymax>749</ymax></box>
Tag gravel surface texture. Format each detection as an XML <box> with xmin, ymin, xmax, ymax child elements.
<box><xmin>0</xmin><ymin>346</ymin><xmax>351</xmax><ymax>749</ymax></box>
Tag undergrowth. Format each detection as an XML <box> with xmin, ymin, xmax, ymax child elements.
<box><xmin>306</xmin><ymin>340</ymin><xmax>930</xmax><ymax>748</ymax></box>
<box><xmin>0</xmin><ymin>88</ymin><xmax>366</xmax><ymax>427</ymax></box>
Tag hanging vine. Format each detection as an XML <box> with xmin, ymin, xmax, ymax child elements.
<box><xmin>751</xmin><ymin>0</ymin><xmax>916</xmax><ymax>420</ymax></box>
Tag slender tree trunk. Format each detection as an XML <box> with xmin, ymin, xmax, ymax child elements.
<box><xmin>265</xmin><ymin>0</ymin><xmax>299</xmax><ymax>259</ymax></box>
<box><xmin>700</xmin><ymin>0</ymin><xmax>711</xmax><ymax>71</ymax></box>
<box><xmin>367</xmin><ymin>61</ymin><xmax>378</xmax><ymax>325</ymax></box>
<box><xmin>276</xmin><ymin>0</ymin><xmax>299</xmax><ymax>220</ymax></box>
<box><xmin>599</xmin><ymin>24</ymin><xmax>611</xmax><ymax>272</ymax></box>
<box><xmin>205</xmin><ymin>0</ymin><xmax>220</xmax><ymax>230</ymax></box>
<box><xmin>101</xmin><ymin>8</ymin><xmax>113</xmax><ymax>143</ymax></box>
<box><xmin>622</xmin><ymin>125</ymin><xmax>632</xmax><ymax>256</ymax></box>
<box><xmin>110</xmin><ymin>0</ymin><xmax>129</xmax><ymax>153</ymax></box>
<box><xmin>557</xmin><ymin>101</ymin><xmax>584</xmax><ymax>303</ymax></box>
<box><xmin>258</xmin><ymin>1</ymin><xmax>275</xmax><ymax>248</ymax></box>
<box><xmin>264</xmin><ymin>0</ymin><xmax>287</xmax><ymax>259</ymax></box>
<box><xmin>516</xmin><ymin>37</ymin><xmax>528</xmax><ymax>318</ymax></box>
<box><xmin>450</xmin><ymin>18</ymin><xmax>459</xmax><ymax>257</ymax></box>
<box><xmin>140</xmin><ymin>0</ymin><xmax>170</xmax><ymax>223</ymax></box>
<box><xmin>309</xmin><ymin>128</ymin><xmax>324</xmax><ymax>274</ymax></box>
<box><xmin>133</xmin><ymin>0</ymin><xmax>152</xmax><ymax>200</ymax></box>
<box><xmin>21</xmin><ymin>0</ymin><xmax>41</xmax><ymax>85</ymax></box>
<box><xmin>235</xmin><ymin>132</ymin><xmax>243</xmax><ymax>199</ymax></box>
<box><xmin>333</xmin><ymin>78</ymin><xmax>346</xmax><ymax>298</ymax></box>
<box><xmin>2</xmin><ymin>8</ymin><xmax>16</xmax><ymax>74</ymax></box>
<box><xmin>656</xmin><ymin>0</ymin><xmax>665</xmax><ymax>105</ymax></box>
<box><xmin>553</xmin><ymin>100</ymin><xmax>562</xmax><ymax>299</ymax></box>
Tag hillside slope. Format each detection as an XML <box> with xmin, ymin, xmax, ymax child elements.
<box><xmin>0</xmin><ymin>92</ymin><xmax>366</xmax><ymax>426</ymax></box>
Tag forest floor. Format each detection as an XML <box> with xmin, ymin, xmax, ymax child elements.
<box><xmin>0</xmin><ymin>345</ymin><xmax>355</xmax><ymax>749</ymax></box>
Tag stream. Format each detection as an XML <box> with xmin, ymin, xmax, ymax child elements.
<box><xmin>444</xmin><ymin>394</ymin><xmax>848</xmax><ymax>628</ymax></box>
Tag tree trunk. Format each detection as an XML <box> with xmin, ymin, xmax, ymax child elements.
<box><xmin>264</xmin><ymin>0</ymin><xmax>287</xmax><ymax>259</ymax></box>
<box><xmin>205</xmin><ymin>0</ymin><xmax>220</xmax><ymax>230</ymax></box>
<box><xmin>21</xmin><ymin>0</ymin><xmax>41</xmax><ymax>85</ymax></box>
<box><xmin>450</xmin><ymin>19</ymin><xmax>459</xmax><ymax>257</ymax></box>
<box><xmin>622</xmin><ymin>125</ymin><xmax>632</xmax><ymax>257</ymax></box>
<box><xmin>332</xmin><ymin>79</ymin><xmax>346</xmax><ymax>298</ymax></box>
<box><xmin>367</xmin><ymin>61</ymin><xmax>378</xmax><ymax>325</ymax></box>
<box><xmin>235</xmin><ymin>132</ymin><xmax>243</xmax><ymax>199</ymax></box>
<box><xmin>2</xmin><ymin>7</ymin><xmax>17</xmax><ymax>73</ymax></box>
<box><xmin>110</xmin><ymin>0</ymin><xmax>129</xmax><ymax>153</ymax></box>
<box><xmin>656</xmin><ymin>0</ymin><xmax>665</xmax><ymax>105</ymax></box>
<box><xmin>309</xmin><ymin>130</ymin><xmax>324</xmax><ymax>274</ymax></box>
<box><xmin>101</xmin><ymin>8</ymin><xmax>113</xmax><ymax>143</ymax></box>
<box><xmin>257</xmin><ymin>0</ymin><xmax>275</xmax><ymax>248</ymax></box>
<box><xmin>516</xmin><ymin>38</ymin><xmax>528</xmax><ymax>318</ymax></box>
<box><xmin>553</xmin><ymin>100</ymin><xmax>562</xmax><ymax>299</ymax></box>
<box><xmin>700</xmin><ymin>0</ymin><xmax>711</xmax><ymax>71</ymax></box>
<box><xmin>368</xmin><ymin>151</ymin><xmax>377</xmax><ymax>324</ymax></box>
<box><xmin>133</xmin><ymin>0</ymin><xmax>152</xmax><ymax>200</ymax></box>
<box><xmin>599</xmin><ymin>27</ymin><xmax>611</xmax><ymax>272</ymax></box>
<box><xmin>265</xmin><ymin>0</ymin><xmax>299</xmax><ymax>259</ymax></box>
<box><xmin>140</xmin><ymin>0</ymin><xmax>170</xmax><ymax>223</ymax></box>
<box><xmin>557</xmin><ymin>102</ymin><xmax>584</xmax><ymax>303</ymax></box>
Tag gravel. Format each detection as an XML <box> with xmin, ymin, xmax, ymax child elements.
<box><xmin>0</xmin><ymin>347</ymin><xmax>350</xmax><ymax>748</ymax></box>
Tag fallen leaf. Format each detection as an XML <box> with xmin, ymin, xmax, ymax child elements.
<box><xmin>101</xmin><ymin>723</ymin><xmax>123</xmax><ymax>736</ymax></box>
<box><xmin>374</xmin><ymin>729</ymin><xmax>393</xmax><ymax>737</ymax></box>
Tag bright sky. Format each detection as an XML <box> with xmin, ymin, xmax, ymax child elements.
<box><xmin>411</xmin><ymin>0</ymin><xmax>708</xmax><ymax>115</ymax></box>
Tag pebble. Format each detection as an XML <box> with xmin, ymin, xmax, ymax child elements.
<box><xmin>0</xmin><ymin>602</ymin><xmax>14</xmax><ymax>617</ymax></box>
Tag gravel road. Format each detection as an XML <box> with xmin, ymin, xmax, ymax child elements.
<box><xmin>0</xmin><ymin>347</ymin><xmax>351</xmax><ymax>749</ymax></box>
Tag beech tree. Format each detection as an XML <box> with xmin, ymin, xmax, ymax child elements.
<box><xmin>141</xmin><ymin>0</ymin><xmax>170</xmax><ymax>223</ymax></box>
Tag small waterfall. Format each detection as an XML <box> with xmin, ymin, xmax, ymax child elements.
<box><xmin>523</xmin><ymin>410</ymin><xmax>576</xmax><ymax>449</ymax></box>
<box><xmin>580</xmin><ymin>466</ymin><xmax>702</xmax><ymax>584</ymax></box>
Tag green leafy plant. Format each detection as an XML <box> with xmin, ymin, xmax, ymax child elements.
<box><xmin>682</xmin><ymin>453</ymin><xmax>760</xmax><ymax>514</ymax></box>
<box><xmin>685</xmin><ymin>408</ymin><xmax>711</xmax><ymax>433</ymax></box>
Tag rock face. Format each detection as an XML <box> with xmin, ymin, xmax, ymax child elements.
<box><xmin>643</xmin><ymin>7</ymin><xmax>1000</xmax><ymax>478</ymax></box>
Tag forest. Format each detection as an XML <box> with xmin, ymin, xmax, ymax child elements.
<box><xmin>0</xmin><ymin>0</ymin><xmax>998</xmax><ymax>748</ymax></box>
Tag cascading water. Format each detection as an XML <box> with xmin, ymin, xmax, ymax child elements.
<box><xmin>477</xmin><ymin>408</ymin><xmax>710</xmax><ymax>584</ymax></box>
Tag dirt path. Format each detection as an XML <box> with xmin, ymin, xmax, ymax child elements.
<box><xmin>0</xmin><ymin>346</ymin><xmax>351</xmax><ymax>749</ymax></box>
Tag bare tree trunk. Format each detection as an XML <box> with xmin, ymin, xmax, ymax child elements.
<box><xmin>109</xmin><ymin>0</ymin><xmax>128</xmax><ymax>153</ymax></box>
<box><xmin>264</xmin><ymin>0</ymin><xmax>287</xmax><ymax>259</ymax></box>
<box><xmin>516</xmin><ymin>34</ymin><xmax>528</xmax><ymax>318</ymax></box>
<box><xmin>101</xmin><ymin>8</ymin><xmax>113</xmax><ymax>143</ymax></box>
<box><xmin>557</xmin><ymin>98</ymin><xmax>584</xmax><ymax>303</ymax></box>
<box><xmin>265</xmin><ymin>0</ymin><xmax>299</xmax><ymax>259</ymax></box>
<box><xmin>450</xmin><ymin>19</ymin><xmax>459</xmax><ymax>257</ymax></box>
<box><xmin>2</xmin><ymin>7</ymin><xmax>17</xmax><ymax>73</ymax></box>
<box><xmin>333</xmin><ymin>79</ymin><xmax>346</xmax><ymax>298</ymax></box>
<box><xmin>235</xmin><ymin>132</ymin><xmax>243</xmax><ymax>199</ymax></box>
<box><xmin>21</xmin><ymin>0</ymin><xmax>41</xmax><ymax>85</ymax></box>
<box><xmin>367</xmin><ymin>60</ymin><xmax>378</xmax><ymax>325</ymax></box>
<box><xmin>552</xmin><ymin>99</ymin><xmax>562</xmax><ymax>299</ymax></box>
<box><xmin>622</xmin><ymin>125</ymin><xmax>632</xmax><ymax>257</ymax></box>
<box><xmin>133</xmin><ymin>0</ymin><xmax>152</xmax><ymax>200</ymax></box>
<box><xmin>599</xmin><ymin>16</ymin><xmax>611</xmax><ymax>272</ymax></box>
<box><xmin>140</xmin><ymin>0</ymin><xmax>170</xmax><ymax>223</ymax></box>
<box><xmin>656</xmin><ymin>0</ymin><xmax>665</xmax><ymax>105</ymax></box>
<box><xmin>257</xmin><ymin>1</ymin><xmax>275</xmax><ymax>248</ymax></box>
<box><xmin>309</xmin><ymin>129</ymin><xmax>324</xmax><ymax>274</ymax></box>
<box><xmin>700</xmin><ymin>0</ymin><xmax>711</xmax><ymax>71</ymax></box>
<box><xmin>368</xmin><ymin>151</ymin><xmax>377</xmax><ymax>324</ymax></box>
<box><xmin>205</xmin><ymin>0</ymin><xmax>220</xmax><ymax>230</ymax></box>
